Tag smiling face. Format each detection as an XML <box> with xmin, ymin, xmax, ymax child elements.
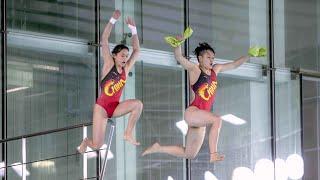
<box><xmin>198</xmin><ymin>50</ymin><xmax>215</xmax><ymax>70</ymax></box>
<box><xmin>113</xmin><ymin>49</ymin><xmax>129</xmax><ymax>67</ymax></box>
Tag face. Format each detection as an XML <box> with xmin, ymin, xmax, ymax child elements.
<box><xmin>198</xmin><ymin>50</ymin><xmax>215</xmax><ymax>69</ymax></box>
<box><xmin>113</xmin><ymin>49</ymin><xmax>129</xmax><ymax>67</ymax></box>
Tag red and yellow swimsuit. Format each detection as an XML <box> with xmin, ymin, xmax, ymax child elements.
<box><xmin>190</xmin><ymin>70</ymin><xmax>218</xmax><ymax>111</ymax></box>
<box><xmin>96</xmin><ymin>65</ymin><xmax>126</xmax><ymax>118</ymax></box>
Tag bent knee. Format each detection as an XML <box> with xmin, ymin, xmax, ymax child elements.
<box><xmin>185</xmin><ymin>153</ymin><xmax>197</xmax><ymax>159</ymax></box>
<box><xmin>134</xmin><ymin>100</ymin><xmax>143</xmax><ymax>110</ymax></box>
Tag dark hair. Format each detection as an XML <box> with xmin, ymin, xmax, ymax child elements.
<box><xmin>193</xmin><ymin>42</ymin><xmax>215</xmax><ymax>62</ymax></box>
<box><xmin>112</xmin><ymin>44</ymin><xmax>129</xmax><ymax>55</ymax></box>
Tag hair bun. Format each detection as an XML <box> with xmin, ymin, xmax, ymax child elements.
<box><xmin>193</xmin><ymin>42</ymin><xmax>215</xmax><ymax>61</ymax></box>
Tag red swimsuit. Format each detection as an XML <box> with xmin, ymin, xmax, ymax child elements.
<box><xmin>96</xmin><ymin>65</ymin><xmax>126</xmax><ymax>118</ymax></box>
<box><xmin>190</xmin><ymin>70</ymin><xmax>218</xmax><ymax>111</ymax></box>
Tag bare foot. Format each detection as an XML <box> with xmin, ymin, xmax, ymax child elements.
<box><xmin>124</xmin><ymin>134</ymin><xmax>140</xmax><ymax>146</ymax></box>
<box><xmin>77</xmin><ymin>138</ymin><xmax>88</xmax><ymax>154</ymax></box>
<box><xmin>209</xmin><ymin>152</ymin><xmax>225</xmax><ymax>163</ymax></box>
<box><xmin>141</xmin><ymin>142</ymin><xmax>160</xmax><ymax>156</ymax></box>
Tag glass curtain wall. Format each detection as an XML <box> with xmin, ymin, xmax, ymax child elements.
<box><xmin>5</xmin><ymin>0</ymin><xmax>98</xmax><ymax>179</ymax></box>
<box><xmin>102</xmin><ymin>0</ymin><xmax>186</xmax><ymax>179</ymax></box>
<box><xmin>302</xmin><ymin>77</ymin><xmax>320</xmax><ymax>180</ymax></box>
<box><xmin>188</xmin><ymin>0</ymin><xmax>272</xmax><ymax>179</ymax></box>
<box><xmin>1</xmin><ymin>0</ymin><xmax>319</xmax><ymax>179</ymax></box>
<box><xmin>274</xmin><ymin>0</ymin><xmax>320</xmax><ymax>71</ymax></box>
<box><xmin>275</xmin><ymin>70</ymin><xmax>302</xmax><ymax>180</ymax></box>
<box><xmin>274</xmin><ymin>0</ymin><xmax>320</xmax><ymax>179</ymax></box>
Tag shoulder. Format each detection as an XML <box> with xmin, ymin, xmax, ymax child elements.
<box><xmin>212</xmin><ymin>64</ymin><xmax>221</xmax><ymax>75</ymax></box>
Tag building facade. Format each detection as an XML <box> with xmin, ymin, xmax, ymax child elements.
<box><xmin>0</xmin><ymin>0</ymin><xmax>319</xmax><ymax>179</ymax></box>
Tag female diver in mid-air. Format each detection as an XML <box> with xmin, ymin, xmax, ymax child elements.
<box><xmin>143</xmin><ymin>32</ymin><xmax>264</xmax><ymax>162</ymax></box>
<box><xmin>78</xmin><ymin>9</ymin><xmax>142</xmax><ymax>153</ymax></box>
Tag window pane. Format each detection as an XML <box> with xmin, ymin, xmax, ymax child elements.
<box><xmin>275</xmin><ymin>70</ymin><xmax>302</xmax><ymax>180</ymax></box>
<box><xmin>189</xmin><ymin>0</ymin><xmax>268</xmax><ymax>65</ymax></box>
<box><xmin>8</xmin><ymin>0</ymin><xmax>95</xmax><ymax>41</ymax></box>
<box><xmin>274</xmin><ymin>0</ymin><xmax>320</xmax><ymax>71</ymax></box>
<box><xmin>7</xmin><ymin>33</ymin><xmax>96</xmax><ymax>137</ymax></box>
<box><xmin>191</xmin><ymin>64</ymin><xmax>271</xmax><ymax>179</ymax></box>
<box><xmin>302</xmin><ymin>77</ymin><xmax>320</xmax><ymax>179</ymax></box>
<box><xmin>133</xmin><ymin>0</ymin><xmax>184</xmax><ymax>51</ymax></box>
<box><xmin>136</xmin><ymin>61</ymin><xmax>185</xmax><ymax>180</ymax></box>
<box><xmin>105</xmin><ymin>53</ymin><xmax>186</xmax><ymax>179</ymax></box>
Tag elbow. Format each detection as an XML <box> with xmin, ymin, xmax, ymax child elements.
<box><xmin>132</xmin><ymin>50</ymin><xmax>140</xmax><ymax>57</ymax></box>
<box><xmin>132</xmin><ymin>47</ymin><xmax>140</xmax><ymax>54</ymax></box>
<box><xmin>174</xmin><ymin>55</ymin><xmax>182</xmax><ymax>63</ymax></box>
<box><xmin>133</xmin><ymin>46</ymin><xmax>140</xmax><ymax>52</ymax></box>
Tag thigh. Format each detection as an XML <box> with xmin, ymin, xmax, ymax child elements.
<box><xmin>92</xmin><ymin>104</ymin><xmax>108</xmax><ymax>145</ymax></box>
<box><xmin>185</xmin><ymin>127</ymin><xmax>206</xmax><ymax>156</ymax></box>
<box><xmin>112</xmin><ymin>99</ymin><xmax>140</xmax><ymax>117</ymax></box>
<box><xmin>184</xmin><ymin>106</ymin><xmax>220</xmax><ymax>127</ymax></box>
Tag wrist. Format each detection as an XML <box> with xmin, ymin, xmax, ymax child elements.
<box><xmin>128</xmin><ymin>24</ymin><xmax>137</xmax><ymax>35</ymax></box>
<box><xmin>109</xmin><ymin>17</ymin><xmax>117</xmax><ymax>24</ymax></box>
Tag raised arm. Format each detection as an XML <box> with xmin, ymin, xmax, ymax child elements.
<box><xmin>125</xmin><ymin>17</ymin><xmax>140</xmax><ymax>73</ymax></box>
<box><xmin>213</xmin><ymin>55</ymin><xmax>249</xmax><ymax>74</ymax></box>
<box><xmin>101</xmin><ymin>10</ymin><xmax>121</xmax><ymax>66</ymax></box>
<box><xmin>173</xmin><ymin>35</ymin><xmax>197</xmax><ymax>71</ymax></box>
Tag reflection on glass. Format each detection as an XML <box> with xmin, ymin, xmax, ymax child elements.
<box><xmin>189</xmin><ymin>0</ymin><xmax>268</xmax><ymax>65</ymax></box>
<box><xmin>286</xmin><ymin>154</ymin><xmax>304</xmax><ymax>179</ymax></box>
<box><xmin>100</xmin><ymin>0</ymin><xmax>116</xmax><ymax>44</ymax></box>
<box><xmin>232</xmin><ymin>167</ymin><xmax>254</xmax><ymax>180</ymax></box>
<box><xmin>133</xmin><ymin>0</ymin><xmax>184</xmax><ymax>51</ymax></box>
<box><xmin>7</xmin><ymin>33</ymin><xmax>95</xmax><ymax>138</ymax></box>
<box><xmin>25</xmin><ymin>155</ymin><xmax>83</xmax><ymax>179</ymax></box>
<box><xmin>4</xmin><ymin>126</ymin><xmax>97</xmax><ymax>179</ymax></box>
<box><xmin>274</xmin><ymin>0</ymin><xmax>320</xmax><ymax>70</ymax></box>
<box><xmin>204</xmin><ymin>171</ymin><xmax>218</xmax><ymax>180</ymax></box>
<box><xmin>254</xmin><ymin>159</ymin><xmax>274</xmax><ymax>180</ymax></box>
<box><xmin>136</xmin><ymin>61</ymin><xmax>185</xmax><ymax>180</ymax></box>
<box><xmin>275</xmin><ymin>70</ymin><xmax>302</xmax><ymax>179</ymax></box>
<box><xmin>7</xmin><ymin>0</ymin><xmax>95</xmax><ymax>41</ymax></box>
<box><xmin>302</xmin><ymin>77</ymin><xmax>319</xmax><ymax>179</ymax></box>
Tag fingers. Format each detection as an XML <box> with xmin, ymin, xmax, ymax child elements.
<box><xmin>176</xmin><ymin>35</ymin><xmax>184</xmax><ymax>41</ymax></box>
<box><xmin>125</xmin><ymin>17</ymin><xmax>136</xmax><ymax>26</ymax></box>
<box><xmin>111</xmin><ymin>11</ymin><xmax>137</xmax><ymax>27</ymax></box>
<box><xmin>112</xmin><ymin>9</ymin><xmax>121</xmax><ymax>19</ymax></box>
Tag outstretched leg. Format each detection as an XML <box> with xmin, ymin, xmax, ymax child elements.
<box><xmin>142</xmin><ymin>127</ymin><xmax>206</xmax><ymax>159</ymax></box>
<box><xmin>112</xmin><ymin>99</ymin><xmax>143</xmax><ymax>145</ymax></box>
<box><xmin>142</xmin><ymin>106</ymin><xmax>223</xmax><ymax>162</ymax></box>
<box><xmin>78</xmin><ymin>104</ymin><xmax>108</xmax><ymax>153</ymax></box>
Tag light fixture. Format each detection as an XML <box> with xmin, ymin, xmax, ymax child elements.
<box><xmin>221</xmin><ymin>114</ymin><xmax>246</xmax><ymax>125</ymax></box>
<box><xmin>99</xmin><ymin>144</ymin><xmax>114</xmax><ymax>160</ymax></box>
<box><xmin>254</xmin><ymin>159</ymin><xmax>274</xmax><ymax>180</ymax></box>
<box><xmin>232</xmin><ymin>167</ymin><xmax>254</xmax><ymax>180</ymax></box>
<box><xmin>80</xmin><ymin>145</ymin><xmax>113</xmax><ymax>160</ymax></box>
<box><xmin>0</xmin><ymin>162</ymin><xmax>5</xmax><ymax>177</ymax></box>
<box><xmin>11</xmin><ymin>162</ymin><xmax>30</xmax><ymax>177</ymax></box>
<box><xmin>167</xmin><ymin>176</ymin><xmax>174</xmax><ymax>180</ymax></box>
<box><xmin>33</xmin><ymin>64</ymin><xmax>60</xmax><ymax>71</ymax></box>
<box><xmin>7</xmin><ymin>87</ymin><xmax>29</xmax><ymax>93</ymax></box>
<box><xmin>286</xmin><ymin>154</ymin><xmax>304</xmax><ymax>179</ymax></box>
<box><xmin>32</xmin><ymin>161</ymin><xmax>55</xmax><ymax>168</ymax></box>
<box><xmin>204</xmin><ymin>171</ymin><xmax>218</xmax><ymax>180</ymax></box>
<box><xmin>176</xmin><ymin>120</ymin><xmax>188</xmax><ymax>135</ymax></box>
<box><xmin>275</xmin><ymin>158</ymin><xmax>288</xmax><ymax>180</ymax></box>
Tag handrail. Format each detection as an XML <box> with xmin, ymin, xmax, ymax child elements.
<box><xmin>0</xmin><ymin>121</ymin><xmax>93</xmax><ymax>144</ymax></box>
<box><xmin>100</xmin><ymin>120</ymin><xmax>115</xmax><ymax>179</ymax></box>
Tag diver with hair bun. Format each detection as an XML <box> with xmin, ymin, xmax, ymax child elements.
<box><xmin>142</xmin><ymin>32</ymin><xmax>264</xmax><ymax>162</ymax></box>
